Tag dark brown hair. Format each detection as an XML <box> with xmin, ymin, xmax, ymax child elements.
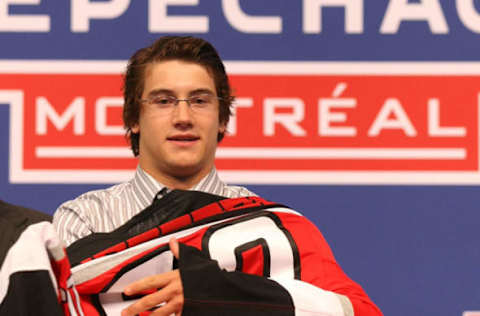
<box><xmin>123</xmin><ymin>36</ymin><xmax>233</xmax><ymax>156</ymax></box>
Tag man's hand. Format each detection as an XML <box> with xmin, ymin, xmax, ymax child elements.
<box><xmin>121</xmin><ymin>238</ymin><xmax>183</xmax><ymax>316</ymax></box>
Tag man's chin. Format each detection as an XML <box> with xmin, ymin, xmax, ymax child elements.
<box><xmin>165</xmin><ymin>161</ymin><xmax>205</xmax><ymax>178</ymax></box>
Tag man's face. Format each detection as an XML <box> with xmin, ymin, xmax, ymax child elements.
<box><xmin>132</xmin><ymin>60</ymin><xmax>225</xmax><ymax>181</ymax></box>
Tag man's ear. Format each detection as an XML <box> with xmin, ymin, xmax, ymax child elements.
<box><xmin>131</xmin><ymin>124</ymin><xmax>140</xmax><ymax>133</ymax></box>
<box><xmin>219</xmin><ymin>121</ymin><xmax>227</xmax><ymax>134</ymax></box>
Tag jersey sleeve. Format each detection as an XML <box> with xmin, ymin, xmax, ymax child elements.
<box><xmin>277</xmin><ymin>211</ymin><xmax>383</xmax><ymax>316</ymax></box>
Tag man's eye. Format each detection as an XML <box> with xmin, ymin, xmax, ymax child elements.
<box><xmin>152</xmin><ymin>97</ymin><xmax>172</xmax><ymax>105</ymax></box>
<box><xmin>191</xmin><ymin>96</ymin><xmax>210</xmax><ymax>105</ymax></box>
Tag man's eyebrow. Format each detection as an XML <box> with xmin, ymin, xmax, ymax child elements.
<box><xmin>188</xmin><ymin>88</ymin><xmax>215</xmax><ymax>96</ymax></box>
<box><xmin>145</xmin><ymin>89</ymin><xmax>174</xmax><ymax>97</ymax></box>
<box><xmin>145</xmin><ymin>88</ymin><xmax>215</xmax><ymax>98</ymax></box>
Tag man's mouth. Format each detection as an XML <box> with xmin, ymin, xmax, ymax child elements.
<box><xmin>167</xmin><ymin>135</ymin><xmax>200</xmax><ymax>142</ymax></box>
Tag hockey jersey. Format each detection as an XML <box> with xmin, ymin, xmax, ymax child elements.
<box><xmin>66</xmin><ymin>190</ymin><xmax>382</xmax><ymax>316</ymax></box>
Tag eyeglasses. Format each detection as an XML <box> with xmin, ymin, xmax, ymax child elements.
<box><xmin>140</xmin><ymin>93</ymin><xmax>221</xmax><ymax>114</ymax></box>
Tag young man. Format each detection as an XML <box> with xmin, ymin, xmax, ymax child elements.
<box><xmin>54</xmin><ymin>36</ymin><xmax>382</xmax><ymax>316</ymax></box>
<box><xmin>53</xmin><ymin>36</ymin><xmax>254</xmax><ymax>246</ymax></box>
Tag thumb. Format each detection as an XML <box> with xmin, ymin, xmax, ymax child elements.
<box><xmin>169</xmin><ymin>237</ymin><xmax>180</xmax><ymax>259</ymax></box>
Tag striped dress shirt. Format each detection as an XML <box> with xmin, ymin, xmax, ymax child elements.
<box><xmin>53</xmin><ymin>166</ymin><xmax>256</xmax><ymax>246</ymax></box>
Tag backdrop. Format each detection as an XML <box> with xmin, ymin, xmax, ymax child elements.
<box><xmin>1</xmin><ymin>1</ymin><xmax>480</xmax><ymax>315</ymax></box>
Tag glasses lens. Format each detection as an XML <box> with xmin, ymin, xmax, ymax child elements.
<box><xmin>190</xmin><ymin>94</ymin><xmax>213</xmax><ymax>108</ymax></box>
<box><xmin>151</xmin><ymin>95</ymin><xmax>175</xmax><ymax>107</ymax></box>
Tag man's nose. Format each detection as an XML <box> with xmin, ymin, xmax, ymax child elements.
<box><xmin>171</xmin><ymin>100</ymin><xmax>193</xmax><ymax>126</ymax></box>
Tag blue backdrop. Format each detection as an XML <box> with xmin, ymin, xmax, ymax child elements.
<box><xmin>1</xmin><ymin>1</ymin><xmax>480</xmax><ymax>315</ymax></box>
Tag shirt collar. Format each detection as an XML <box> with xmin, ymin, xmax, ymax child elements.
<box><xmin>131</xmin><ymin>166</ymin><xmax>166</xmax><ymax>209</ymax></box>
<box><xmin>191</xmin><ymin>167</ymin><xmax>225</xmax><ymax>195</ymax></box>
<box><xmin>131</xmin><ymin>166</ymin><xmax>226</xmax><ymax>208</ymax></box>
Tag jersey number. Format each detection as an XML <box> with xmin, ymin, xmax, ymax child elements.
<box><xmin>201</xmin><ymin>212</ymin><xmax>300</xmax><ymax>279</ymax></box>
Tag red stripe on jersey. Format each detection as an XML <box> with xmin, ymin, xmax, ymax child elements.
<box><xmin>127</xmin><ymin>229</ymin><xmax>160</xmax><ymax>248</ymax></box>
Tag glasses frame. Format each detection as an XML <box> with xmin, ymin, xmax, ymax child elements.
<box><xmin>140</xmin><ymin>93</ymin><xmax>223</xmax><ymax>111</ymax></box>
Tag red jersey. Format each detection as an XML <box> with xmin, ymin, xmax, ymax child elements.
<box><xmin>67</xmin><ymin>190</ymin><xmax>382</xmax><ymax>316</ymax></box>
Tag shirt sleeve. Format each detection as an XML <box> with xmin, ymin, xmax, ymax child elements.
<box><xmin>53</xmin><ymin>202</ymin><xmax>93</xmax><ymax>246</ymax></box>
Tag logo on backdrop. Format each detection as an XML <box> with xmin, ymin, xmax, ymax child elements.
<box><xmin>2</xmin><ymin>0</ymin><xmax>480</xmax><ymax>35</ymax></box>
<box><xmin>0</xmin><ymin>60</ymin><xmax>479</xmax><ymax>184</ymax></box>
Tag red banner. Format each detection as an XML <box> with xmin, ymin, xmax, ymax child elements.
<box><xmin>0</xmin><ymin>61</ymin><xmax>478</xmax><ymax>183</ymax></box>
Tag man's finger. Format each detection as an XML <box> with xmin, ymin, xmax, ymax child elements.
<box><xmin>121</xmin><ymin>275</ymin><xmax>183</xmax><ymax>316</ymax></box>
<box><xmin>169</xmin><ymin>237</ymin><xmax>180</xmax><ymax>259</ymax></box>
<box><xmin>121</xmin><ymin>288</ymin><xmax>168</xmax><ymax>316</ymax></box>
<box><xmin>150</xmin><ymin>294</ymin><xmax>184</xmax><ymax>316</ymax></box>
<box><xmin>124</xmin><ymin>270</ymin><xmax>179</xmax><ymax>295</ymax></box>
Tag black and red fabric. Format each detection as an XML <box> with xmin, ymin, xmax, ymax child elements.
<box><xmin>68</xmin><ymin>190</ymin><xmax>382</xmax><ymax>316</ymax></box>
<box><xmin>0</xmin><ymin>201</ymin><xmax>83</xmax><ymax>316</ymax></box>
